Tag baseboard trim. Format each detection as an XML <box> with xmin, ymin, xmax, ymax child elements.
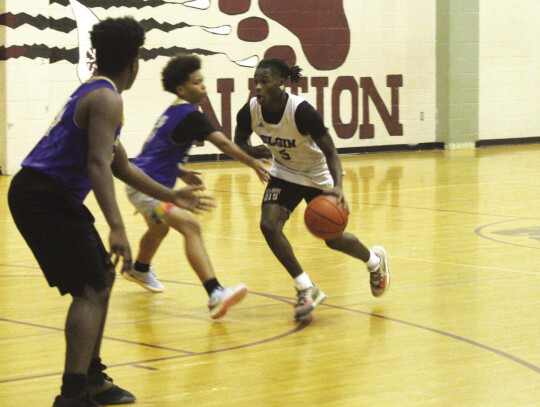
<box><xmin>187</xmin><ymin>142</ymin><xmax>445</xmax><ymax>163</ymax></box>
<box><xmin>336</xmin><ymin>142</ymin><xmax>445</xmax><ymax>155</ymax></box>
<box><xmin>476</xmin><ymin>137</ymin><xmax>540</xmax><ymax>148</ymax></box>
<box><xmin>187</xmin><ymin>154</ymin><xmax>235</xmax><ymax>163</ymax></box>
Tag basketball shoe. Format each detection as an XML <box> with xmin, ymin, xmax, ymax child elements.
<box><xmin>294</xmin><ymin>284</ymin><xmax>326</xmax><ymax>320</ymax></box>
<box><xmin>208</xmin><ymin>284</ymin><xmax>248</xmax><ymax>319</ymax></box>
<box><xmin>87</xmin><ymin>361</ymin><xmax>135</xmax><ymax>405</ymax></box>
<box><xmin>122</xmin><ymin>265</ymin><xmax>164</xmax><ymax>293</ymax></box>
<box><xmin>369</xmin><ymin>246</ymin><xmax>390</xmax><ymax>297</ymax></box>
<box><xmin>52</xmin><ymin>393</ymin><xmax>98</xmax><ymax>407</ymax></box>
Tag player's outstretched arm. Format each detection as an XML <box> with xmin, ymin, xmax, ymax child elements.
<box><xmin>208</xmin><ymin>131</ymin><xmax>271</xmax><ymax>183</ymax></box>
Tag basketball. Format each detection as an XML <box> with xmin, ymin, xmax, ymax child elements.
<box><xmin>304</xmin><ymin>195</ymin><xmax>349</xmax><ymax>240</ymax></box>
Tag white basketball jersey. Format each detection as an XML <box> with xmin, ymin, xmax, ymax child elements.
<box><xmin>249</xmin><ymin>94</ymin><xmax>333</xmax><ymax>189</ymax></box>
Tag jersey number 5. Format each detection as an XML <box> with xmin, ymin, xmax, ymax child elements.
<box><xmin>278</xmin><ymin>149</ymin><xmax>291</xmax><ymax>160</ymax></box>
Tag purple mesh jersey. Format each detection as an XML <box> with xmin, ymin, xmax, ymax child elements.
<box><xmin>22</xmin><ymin>78</ymin><xmax>121</xmax><ymax>203</ymax></box>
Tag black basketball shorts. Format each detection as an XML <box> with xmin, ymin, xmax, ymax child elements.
<box><xmin>8</xmin><ymin>168</ymin><xmax>113</xmax><ymax>296</ymax></box>
<box><xmin>262</xmin><ymin>176</ymin><xmax>323</xmax><ymax>213</ymax></box>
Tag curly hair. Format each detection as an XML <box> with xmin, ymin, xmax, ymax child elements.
<box><xmin>90</xmin><ymin>17</ymin><xmax>145</xmax><ymax>77</ymax></box>
<box><xmin>161</xmin><ymin>53</ymin><xmax>202</xmax><ymax>94</ymax></box>
<box><xmin>257</xmin><ymin>58</ymin><xmax>302</xmax><ymax>83</ymax></box>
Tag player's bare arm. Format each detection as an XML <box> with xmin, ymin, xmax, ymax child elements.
<box><xmin>234</xmin><ymin>126</ymin><xmax>273</xmax><ymax>159</ymax></box>
<box><xmin>314</xmin><ymin>132</ymin><xmax>346</xmax><ymax>207</ymax></box>
<box><xmin>208</xmin><ymin>131</ymin><xmax>271</xmax><ymax>183</ymax></box>
<box><xmin>82</xmin><ymin>87</ymin><xmax>132</xmax><ymax>271</ymax></box>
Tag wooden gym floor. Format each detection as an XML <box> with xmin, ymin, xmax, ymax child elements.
<box><xmin>1</xmin><ymin>144</ymin><xmax>540</xmax><ymax>406</ymax></box>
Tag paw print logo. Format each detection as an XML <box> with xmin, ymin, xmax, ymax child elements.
<box><xmin>219</xmin><ymin>0</ymin><xmax>350</xmax><ymax>70</ymax></box>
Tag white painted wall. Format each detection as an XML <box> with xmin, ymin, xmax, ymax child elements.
<box><xmin>479</xmin><ymin>0</ymin><xmax>540</xmax><ymax>140</ymax></box>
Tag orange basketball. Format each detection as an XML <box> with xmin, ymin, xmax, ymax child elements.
<box><xmin>304</xmin><ymin>195</ymin><xmax>349</xmax><ymax>240</ymax></box>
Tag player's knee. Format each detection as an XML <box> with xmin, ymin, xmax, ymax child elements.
<box><xmin>260</xmin><ymin>218</ymin><xmax>270</xmax><ymax>235</ymax></box>
<box><xmin>176</xmin><ymin>216</ymin><xmax>201</xmax><ymax>237</ymax></box>
<box><xmin>79</xmin><ymin>284</ymin><xmax>110</xmax><ymax>306</ymax></box>
<box><xmin>96</xmin><ymin>287</ymin><xmax>111</xmax><ymax>305</ymax></box>
<box><xmin>260</xmin><ymin>218</ymin><xmax>278</xmax><ymax>238</ymax></box>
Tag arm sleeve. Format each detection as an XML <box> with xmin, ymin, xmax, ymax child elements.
<box><xmin>295</xmin><ymin>101</ymin><xmax>327</xmax><ymax>139</ymax></box>
<box><xmin>171</xmin><ymin>111</ymin><xmax>217</xmax><ymax>144</ymax></box>
<box><xmin>236</xmin><ymin>102</ymin><xmax>253</xmax><ymax>135</ymax></box>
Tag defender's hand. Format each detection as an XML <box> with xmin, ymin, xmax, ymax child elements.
<box><xmin>172</xmin><ymin>185</ymin><xmax>216</xmax><ymax>214</ymax></box>
<box><xmin>252</xmin><ymin>158</ymin><xmax>272</xmax><ymax>183</ymax></box>
<box><xmin>179</xmin><ymin>170</ymin><xmax>205</xmax><ymax>186</ymax></box>
<box><xmin>109</xmin><ymin>227</ymin><xmax>132</xmax><ymax>274</ymax></box>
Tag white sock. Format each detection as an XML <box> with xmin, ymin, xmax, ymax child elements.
<box><xmin>366</xmin><ymin>250</ymin><xmax>381</xmax><ymax>271</ymax></box>
<box><xmin>294</xmin><ymin>272</ymin><xmax>313</xmax><ymax>289</ymax></box>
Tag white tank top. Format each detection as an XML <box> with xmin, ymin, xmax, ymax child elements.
<box><xmin>249</xmin><ymin>94</ymin><xmax>333</xmax><ymax>189</ymax></box>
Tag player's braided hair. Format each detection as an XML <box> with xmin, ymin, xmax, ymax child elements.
<box><xmin>161</xmin><ymin>53</ymin><xmax>202</xmax><ymax>94</ymax></box>
<box><xmin>90</xmin><ymin>17</ymin><xmax>145</xmax><ymax>77</ymax></box>
<box><xmin>257</xmin><ymin>58</ymin><xmax>302</xmax><ymax>83</ymax></box>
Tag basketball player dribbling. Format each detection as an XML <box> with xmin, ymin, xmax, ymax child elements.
<box><xmin>234</xmin><ymin>58</ymin><xmax>391</xmax><ymax>321</ymax></box>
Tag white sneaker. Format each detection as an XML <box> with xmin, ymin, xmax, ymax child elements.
<box><xmin>208</xmin><ymin>284</ymin><xmax>248</xmax><ymax>319</ymax></box>
<box><xmin>294</xmin><ymin>284</ymin><xmax>326</xmax><ymax>320</ymax></box>
<box><xmin>368</xmin><ymin>246</ymin><xmax>390</xmax><ymax>297</ymax></box>
<box><xmin>122</xmin><ymin>265</ymin><xmax>164</xmax><ymax>293</ymax></box>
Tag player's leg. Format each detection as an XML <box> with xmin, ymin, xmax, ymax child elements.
<box><xmin>65</xmin><ymin>284</ymin><xmax>137</xmax><ymax>406</ymax></box>
<box><xmin>165</xmin><ymin>205</ymin><xmax>247</xmax><ymax>319</ymax></box>
<box><xmin>165</xmin><ymin>205</ymin><xmax>214</xmax><ymax>280</ymax></box>
<box><xmin>62</xmin><ymin>220</ymin><xmax>134</xmax><ymax>405</ymax></box>
<box><xmin>60</xmin><ymin>284</ymin><xmax>109</xmax><ymax>404</ymax></box>
<box><xmin>260</xmin><ymin>203</ymin><xmax>303</xmax><ymax>277</ymax></box>
<box><xmin>8</xmin><ymin>168</ymin><xmax>134</xmax><ymax>406</ymax></box>
<box><xmin>65</xmin><ymin>265</ymin><xmax>113</xmax><ymax>375</ymax></box>
<box><xmin>137</xmin><ymin>222</ymin><xmax>169</xmax><ymax>264</ymax></box>
<box><xmin>122</xmin><ymin>187</ymin><xmax>168</xmax><ymax>293</ymax></box>
<box><xmin>122</xmin><ymin>222</ymin><xmax>167</xmax><ymax>293</ymax></box>
<box><xmin>84</xmin><ymin>260</ymin><xmax>134</xmax><ymax>405</ymax></box>
<box><xmin>259</xmin><ymin>178</ymin><xmax>326</xmax><ymax>319</ymax></box>
<box><xmin>324</xmin><ymin>232</ymin><xmax>390</xmax><ymax>297</ymax></box>
<box><xmin>324</xmin><ymin>232</ymin><xmax>370</xmax><ymax>261</ymax></box>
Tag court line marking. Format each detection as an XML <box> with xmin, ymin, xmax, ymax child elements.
<box><xmin>0</xmin><ymin>292</ymin><xmax>308</xmax><ymax>384</ymax></box>
<box><xmin>132</xmin><ymin>365</ymin><xmax>159</xmax><ymax>371</ymax></box>
<box><xmin>475</xmin><ymin>218</ymin><xmax>540</xmax><ymax>250</ymax></box>
<box><xmin>321</xmin><ymin>302</ymin><xmax>540</xmax><ymax>375</ymax></box>
<box><xmin>1</xmin><ymin>284</ymin><xmax>539</xmax><ymax>386</ymax></box>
